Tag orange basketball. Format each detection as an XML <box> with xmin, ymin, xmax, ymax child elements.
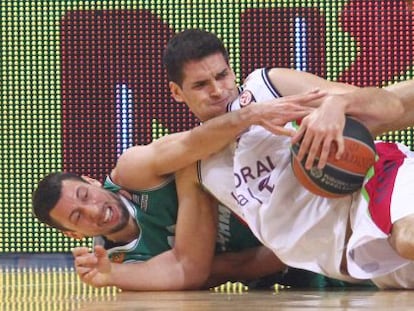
<box><xmin>290</xmin><ymin>117</ymin><xmax>376</xmax><ymax>198</ymax></box>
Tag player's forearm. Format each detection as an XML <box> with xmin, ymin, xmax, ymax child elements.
<box><xmin>108</xmin><ymin>253</ymin><xmax>208</xmax><ymax>291</ymax></box>
<box><xmin>150</xmin><ymin>92</ymin><xmax>322</xmax><ymax>176</ymax></box>
<box><xmin>198</xmin><ymin>102</ymin><xmax>261</xmax><ymax>138</ymax></box>
<box><xmin>321</xmin><ymin>88</ymin><xmax>404</xmax><ymax>136</ymax></box>
<box><xmin>383</xmin><ymin>79</ymin><xmax>414</xmax><ymax>131</ymax></box>
<box><xmin>151</xmin><ymin>106</ymin><xmax>260</xmax><ymax>175</ymax></box>
<box><xmin>108</xmin><ymin>263</ymin><xmax>183</xmax><ymax>291</ymax></box>
<box><xmin>187</xmin><ymin>104</ymin><xmax>260</xmax><ymax>152</ymax></box>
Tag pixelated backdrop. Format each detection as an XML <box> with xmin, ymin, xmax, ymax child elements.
<box><xmin>0</xmin><ymin>0</ymin><xmax>413</xmax><ymax>252</ymax></box>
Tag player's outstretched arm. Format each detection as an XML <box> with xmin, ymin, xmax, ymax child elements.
<box><xmin>72</xmin><ymin>244</ymin><xmax>205</xmax><ymax>290</ymax></box>
<box><xmin>112</xmin><ymin>91</ymin><xmax>322</xmax><ymax>189</ymax></box>
<box><xmin>268</xmin><ymin>68</ymin><xmax>404</xmax><ymax>169</ymax></box>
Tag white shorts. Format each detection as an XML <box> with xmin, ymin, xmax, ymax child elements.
<box><xmin>347</xmin><ymin>142</ymin><xmax>414</xmax><ymax>282</ymax></box>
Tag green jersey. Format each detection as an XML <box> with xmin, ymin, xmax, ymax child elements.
<box><xmin>94</xmin><ymin>175</ymin><xmax>261</xmax><ymax>263</ymax></box>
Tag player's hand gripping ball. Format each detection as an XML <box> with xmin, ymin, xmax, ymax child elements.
<box><xmin>291</xmin><ymin>117</ymin><xmax>376</xmax><ymax>198</ymax></box>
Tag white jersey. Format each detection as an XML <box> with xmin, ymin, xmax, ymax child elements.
<box><xmin>198</xmin><ymin>68</ymin><xmax>414</xmax><ymax>287</ymax></box>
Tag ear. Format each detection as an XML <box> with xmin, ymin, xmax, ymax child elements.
<box><xmin>169</xmin><ymin>81</ymin><xmax>184</xmax><ymax>103</ymax></box>
<box><xmin>63</xmin><ymin>231</ymin><xmax>85</xmax><ymax>240</ymax></box>
<box><xmin>81</xmin><ymin>175</ymin><xmax>102</xmax><ymax>187</ymax></box>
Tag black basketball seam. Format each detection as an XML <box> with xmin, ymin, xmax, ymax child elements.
<box><xmin>322</xmin><ymin>162</ymin><xmax>368</xmax><ymax>177</ymax></box>
<box><xmin>343</xmin><ymin>136</ymin><xmax>376</xmax><ymax>154</ymax></box>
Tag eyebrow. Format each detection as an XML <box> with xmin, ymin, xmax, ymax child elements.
<box><xmin>191</xmin><ymin>78</ymin><xmax>208</xmax><ymax>87</ymax></box>
<box><xmin>215</xmin><ymin>68</ymin><xmax>228</xmax><ymax>77</ymax></box>
<box><xmin>191</xmin><ymin>69</ymin><xmax>228</xmax><ymax>87</ymax></box>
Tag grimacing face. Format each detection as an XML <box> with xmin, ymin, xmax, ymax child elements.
<box><xmin>169</xmin><ymin>52</ymin><xmax>239</xmax><ymax>122</ymax></box>
<box><xmin>49</xmin><ymin>179</ymin><xmax>130</xmax><ymax>238</ymax></box>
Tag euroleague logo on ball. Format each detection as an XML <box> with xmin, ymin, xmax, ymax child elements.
<box><xmin>239</xmin><ymin>90</ymin><xmax>255</xmax><ymax>107</ymax></box>
<box><xmin>309</xmin><ymin>167</ymin><xmax>323</xmax><ymax>179</ymax></box>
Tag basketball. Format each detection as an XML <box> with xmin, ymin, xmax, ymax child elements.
<box><xmin>290</xmin><ymin>117</ymin><xmax>376</xmax><ymax>198</ymax></box>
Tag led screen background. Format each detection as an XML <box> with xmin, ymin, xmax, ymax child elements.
<box><xmin>1</xmin><ymin>0</ymin><xmax>413</xmax><ymax>253</ymax></box>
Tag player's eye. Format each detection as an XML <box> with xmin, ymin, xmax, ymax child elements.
<box><xmin>217</xmin><ymin>71</ymin><xmax>228</xmax><ymax>79</ymax></box>
<box><xmin>193</xmin><ymin>81</ymin><xmax>206</xmax><ymax>89</ymax></box>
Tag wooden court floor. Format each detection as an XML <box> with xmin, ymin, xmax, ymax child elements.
<box><xmin>1</xmin><ymin>255</ymin><xmax>414</xmax><ymax>310</ymax></box>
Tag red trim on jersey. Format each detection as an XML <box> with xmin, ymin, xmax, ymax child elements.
<box><xmin>295</xmin><ymin>118</ymin><xmax>303</xmax><ymax>126</ymax></box>
<box><xmin>364</xmin><ymin>142</ymin><xmax>406</xmax><ymax>234</ymax></box>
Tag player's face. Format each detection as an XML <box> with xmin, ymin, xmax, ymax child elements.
<box><xmin>170</xmin><ymin>52</ymin><xmax>238</xmax><ymax>122</ymax></box>
<box><xmin>50</xmin><ymin>179</ymin><xmax>130</xmax><ymax>237</ymax></box>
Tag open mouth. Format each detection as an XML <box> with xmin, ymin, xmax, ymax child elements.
<box><xmin>104</xmin><ymin>207</ymin><xmax>112</xmax><ymax>223</ymax></box>
<box><xmin>99</xmin><ymin>205</ymin><xmax>114</xmax><ymax>226</ymax></box>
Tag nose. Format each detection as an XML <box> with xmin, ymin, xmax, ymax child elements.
<box><xmin>210</xmin><ymin>81</ymin><xmax>223</xmax><ymax>97</ymax></box>
<box><xmin>80</xmin><ymin>203</ymin><xmax>101</xmax><ymax>222</ymax></box>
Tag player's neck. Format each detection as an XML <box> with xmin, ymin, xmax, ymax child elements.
<box><xmin>105</xmin><ymin>217</ymin><xmax>139</xmax><ymax>244</ymax></box>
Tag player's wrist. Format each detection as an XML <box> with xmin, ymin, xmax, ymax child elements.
<box><xmin>239</xmin><ymin>102</ymin><xmax>261</xmax><ymax>126</ymax></box>
<box><xmin>101</xmin><ymin>262</ymin><xmax>117</xmax><ymax>287</ymax></box>
<box><xmin>320</xmin><ymin>94</ymin><xmax>348</xmax><ymax>116</ymax></box>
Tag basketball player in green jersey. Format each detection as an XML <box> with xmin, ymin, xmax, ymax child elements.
<box><xmin>35</xmin><ymin>169</ymin><xmax>362</xmax><ymax>290</ymax></box>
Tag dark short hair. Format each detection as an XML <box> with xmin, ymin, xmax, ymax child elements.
<box><xmin>32</xmin><ymin>172</ymin><xmax>86</xmax><ymax>230</ymax></box>
<box><xmin>162</xmin><ymin>28</ymin><xmax>229</xmax><ymax>86</ymax></box>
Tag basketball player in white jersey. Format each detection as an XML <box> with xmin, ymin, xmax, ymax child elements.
<box><xmin>163</xmin><ymin>29</ymin><xmax>414</xmax><ymax>288</ymax></box>
<box><xmin>48</xmin><ymin>29</ymin><xmax>413</xmax><ymax>290</ymax></box>
<box><xmin>199</xmin><ymin>67</ymin><xmax>414</xmax><ymax>287</ymax></box>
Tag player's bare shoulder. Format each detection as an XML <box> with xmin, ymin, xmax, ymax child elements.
<box><xmin>266</xmin><ymin>68</ymin><xmax>302</xmax><ymax>96</ymax></box>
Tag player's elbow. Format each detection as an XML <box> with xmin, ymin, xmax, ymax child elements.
<box><xmin>179</xmin><ymin>261</ymin><xmax>211</xmax><ymax>290</ymax></box>
<box><xmin>172</xmin><ymin>250</ymin><xmax>213</xmax><ymax>290</ymax></box>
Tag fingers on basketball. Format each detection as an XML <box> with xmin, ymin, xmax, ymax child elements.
<box><xmin>290</xmin><ymin>117</ymin><xmax>376</xmax><ymax>198</ymax></box>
